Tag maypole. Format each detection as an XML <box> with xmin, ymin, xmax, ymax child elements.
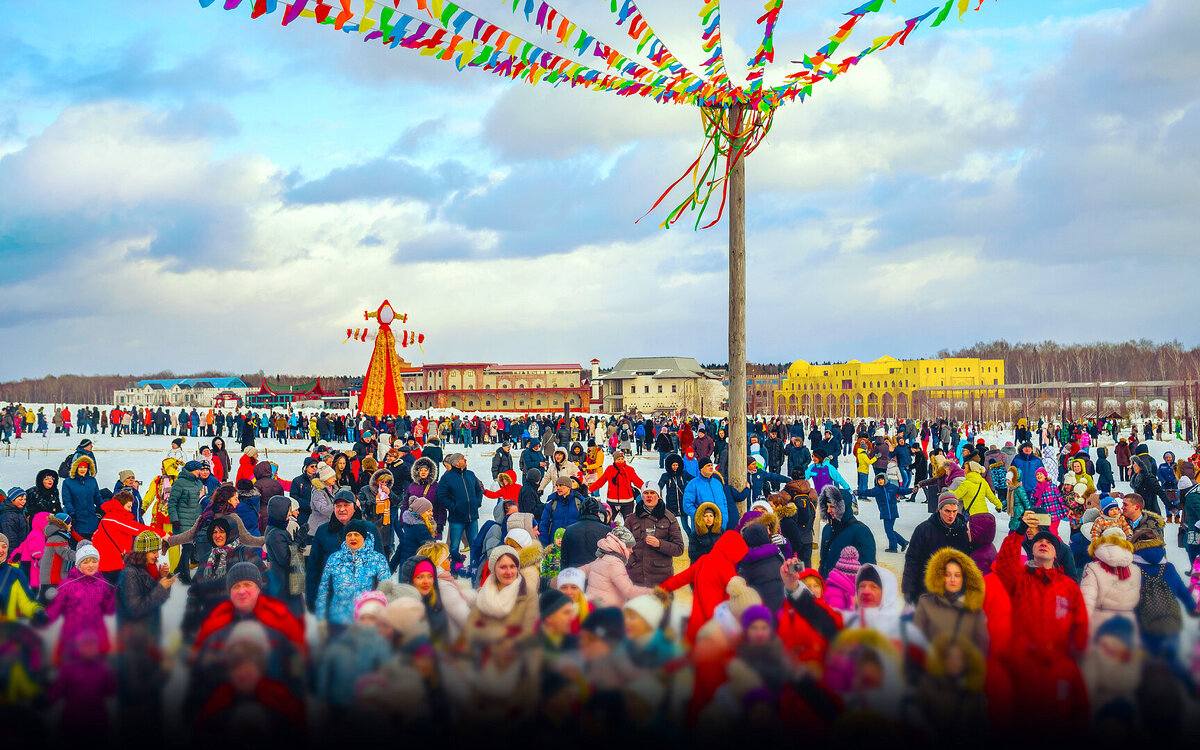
<box><xmin>197</xmin><ymin>0</ymin><xmax>1001</xmax><ymax>489</ymax></box>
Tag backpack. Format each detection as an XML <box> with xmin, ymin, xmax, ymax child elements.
<box><xmin>989</xmin><ymin>465</ymin><xmax>1007</xmax><ymax>495</ymax></box>
<box><xmin>810</xmin><ymin>464</ymin><xmax>832</xmax><ymax>494</ymax></box>
<box><xmin>1137</xmin><ymin>563</ymin><xmax>1182</xmax><ymax>636</ymax></box>
<box><xmin>58</xmin><ymin>453</ymin><xmax>76</xmax><ymax>479</ymax></box>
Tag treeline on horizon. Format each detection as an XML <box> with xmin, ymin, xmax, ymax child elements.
<box><xmin>4</xmin><ymin>340</ymin><xmax>1200</xmax><ymax>404</ymax></box>
<box><xmin>0</xmin><ymin>371</ymin><xmax>358</xmax><ymax>406</ymax></box>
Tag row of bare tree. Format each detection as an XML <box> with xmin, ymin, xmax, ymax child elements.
<box><xmin>941</xmin><ymin>340</ymin><xmax>1200</xmax><ymax>384</ymax></box>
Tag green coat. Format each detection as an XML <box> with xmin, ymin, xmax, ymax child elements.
<box><xmin>168</xmin><ymin>470</ymin><xmax>203</xmax><ymax>529</ymax></box>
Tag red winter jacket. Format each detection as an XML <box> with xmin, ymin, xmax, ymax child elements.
<box><xmin>589</xmin><ymin>462</ymin><xmax>644</xmax><ymax>502</ymax></box>
<box><xmin>236</xmin><ymin>454</ymin><xmax>257</xmax><ymax>485</ymax></box>
<box><xmin>777</xmin><ymin>569</ymin><xmax>843</xmax><ymax>667</ymax></box>
<box><xmin>661</xmin><ymin>530</ymin><xmax>748</xmax><ymax>644</ymax></box>
<box><xmin>993</xmin><ymin>532</ymin><xmax>1089</xmax><ymax>723</ymax></box>
<box><xmin>93</xmin><ymin>498</ymin><xmax>155</xmax><ymax>572</ymax></box>
<box><xmin>483</xmin><ymin>470</ymin><xmax>521</xmax><ymax>502</ymax></box>
<box><xmin>193</xmin><ymin>594</ymin><xmax>308</xmax><ymax>660</ymax></box>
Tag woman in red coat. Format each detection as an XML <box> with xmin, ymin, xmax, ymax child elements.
<box><xmin>235</xmin><ymin>447</ymin><xmax>259</xmax><ymax>485</ymax></box>
<box><xmin>659</xmin><ymin>530</ymin><xmax>747</xmax><ymax>644</ymax></box>
<box><xmin>93</xmin><ymin>492</ymin><xmax>156</xmax><ymax>583</ymax></box>
<box><xmin>588</xmin><ymin>451</ymin><xmax>643</xmax><ymax>522</ymax></box>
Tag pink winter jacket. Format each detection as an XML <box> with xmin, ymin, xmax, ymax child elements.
<box><xmin>824</xmin><ymin>568</ymin><xmax>857</xmax><ymax>611</ymax></box>
<box><xmin>580</xmin><ymin>552</ymin><xmax>653</xmax><ymax>609</ymax></box>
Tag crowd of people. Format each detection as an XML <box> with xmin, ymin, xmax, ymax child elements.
<box><xmin>3</xmin><ymin>408</ymin><xmax>1200</xmax><ymax>743</ymax></box>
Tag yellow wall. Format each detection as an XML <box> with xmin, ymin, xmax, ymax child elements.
<box><xmin>774</xmin><ymin>356</ymin><xmax>1005</xmax><ymax>417</ymax></box>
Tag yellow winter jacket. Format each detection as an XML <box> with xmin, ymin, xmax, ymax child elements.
<box><xmin>954</xmin><ymin>471</ymin><xmax>1003</xmax><ymax>515</ymax></box>
<box><xmin>856</xmin><ymin>448</ymin><xmax>871</xmax><ymax>475</ymax></box>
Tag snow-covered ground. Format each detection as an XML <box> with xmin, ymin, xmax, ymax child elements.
<box><xmin>4</xmin><ymin>426</ymin><xmax>1199</xmax><ymax>721</ymax></box>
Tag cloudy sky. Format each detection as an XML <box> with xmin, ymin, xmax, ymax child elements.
<box><xmin>2</xmin><ymin>0</ymin><xmax>1195</xmax><ymax>382</ymax></box>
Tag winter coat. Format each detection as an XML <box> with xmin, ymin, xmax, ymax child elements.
<box><xmin>397</xmin><ymin>510</ymin><xmax>435</xmax><ymax>566</ymax></box>
<box><xmin>316</xmin><ymin>541</ymin><xmax>391</xmax><ymax>624</ymax></box>
<box><xmin>61</xmin><ymin>456</ymin><xmax>103</xmax><ymax>537</ymax></box>
<box><xmin>539</xmin><ymin>453</ymin><xmax>577</xmax><ymax>493</ymax></box>
<box><xmin>657</xmin><ymin>455</ymin><xmax>692</xmax><ymax>516</ymax></box>
<box><xmin>1114</xmin><ymin>441</ymin><xmax>1131</xmax><ymax>467</ymax></box>
<box><xmin>817</xmin><ymin>492</ymin><xmax>876</xmax><ymax>579</ymax></box>
<box><xmin>263</xmin><ymin>498</ymin><xmax>301</xmax><ymax>614</ymax></box>
<box><xmin>858</xmin><ymin>481</ymin><xmax>900</xmax><ymax>520</ymax></box>
<box><xmin>580</xmin><ymin>552</ymin><xmax>653</xmax><ymax>609</ymax></box>
<box><xmin>914</xmin><ymin>548</ymin><xmax>989</xmax><ymax>655</ymax></box>
<box><xmin>1080</xmin><ymin>533</ymin><xmax>1141</xmax><ymax>635</ymax></box>
<box><xmin>992</xmin><ymin>532</ymin><xmax>1089</xmax><ymax>720</ymax></box>
<box><xmin>437</xmin><ymin>567</ymin><xmax>475</xmax><ymax>642</ymax></box>
<box><xmin>93</xmin><ymin>499</ymin><xmax>155</xmax><ymax>573</ymax></box>
<box><xmin>25</xmin><ymin>469</ymin><xmax>62</xmax><ymax>516</ymax></box>
<box><xmin>359</xmin><ymin>468</ymin><xmax>396</xmax><ymax>551</ymax></box>
<box><xmin>589</xmin><ymin>462</ymin><xmax>644</xmax><ymax>503</ymax></box>
<box><xmin>777</xmin><ymin>582</ymin><xmax>843</xmax><ymax>667</ymax></box>
<box><xmin>253</xmin><ymin>461</ymin><xmax>285</xmax><ymax>514</ymax></box>
<box><xmin>902</xmin><ymin>512</ymin><xmax>971</xmax><ymax>602</ymax></box>
<box><xmin>682</xmin><ymin>475</ymin><xmax>729</xmax><ymax>531</ymax></box>
<box><xmin>115</xmin><ymin>563</ymin><xmax>169</xmax><ymax>639</ymax></box>
<box><xmin>538</xmin><ymin>491</ymin><xmax>583</xmax><ymax>546</ymax></box>
<box><xmin>1011</xmin><ymin>446</ymin><xmax>1042</xmax><ymax>494</ymax></box>
<box><xmin>317</xmin><ymin>624</ymin><xmax>393</xmax><ymax>707</ymax></box>
<box><xmin>626</xmin><ymin>501</ymin><xmax>685</xmax><ymax>587</ymax></box>
<box><xmin>167</xmin><ymin>468</ymin><xmax>204</xmax><ymax>530</ymax></box>
<box><xmin>464</xmin><ymin>568</ymin><xmax>540</xmax><ymax>648</ymax></box>
<box><xmin>662</xmin><ymin>530</ymin><xmax>749</xmax><ymax>644</ymax></box>
<box><xmin>46</xmin><ymin>567</ymin><xmax>116</xmax><ymax>658</ymax></box>
<box><xmin>235</xmin><ymin>453</ymin><xmax>257</xmax><ymax>485</ymax></box>
<box><xmin>738</xmin><ymin>538</ymin><xmax>786</xmax><ymax>614</ymax></box>
<box><xmin>491</xmin><ymin>448</ymin><xmax>514</xmax><ymax>480</ymax></box>
<box><xmin>0</xmin><ymin>501</ymin><xmax>32</xmax><ymax>554</ymax></box>
<box><xmin>954</xmin><ymin>471</ymin><xmax>1003</xmax><ymax>515</ymax></box>
<box><xmin>824</xmin><ymin>568</ymin><xmax>856</xmax><ymax>611</ymax></box>
<box><xmin>436</xmin><ymin>466</ymin><xmax>482</xmax><ymax>524</ymax></box>
<box><xmin>1095</xmin><ymin>449</ymin><xmax>1115</xmax><ymax>493</ymax></box>
<box><xmin>556</xmin><ymin>512</ymin><xmax>605</xmax><ymax>571</ymax></box>
<box><xmin>688</xmin><ymin>502</ymin><xmax>723</xmax><ymax>562</ymax></box>
<box><xmin>39</xmin><ymin>516</ymin><xmax>77</xmax><ymax>587</ymax></box>
<box><xmin>967</xmin><ymin>512</ymin><xmax>998</xmax><ymax>575</ymax></box>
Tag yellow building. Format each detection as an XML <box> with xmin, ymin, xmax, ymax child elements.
<box><xmin>774</xmin><ymin>356</ymin><xmax>1005</xmax><ymax>418</ymax></box>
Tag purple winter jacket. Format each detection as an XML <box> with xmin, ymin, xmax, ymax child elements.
<box><xmin>46</xmin><ymin>567</ymin><xmax>116</xmax><ymax>657</ymax></box>
<box><xmin>967</xmin><ymin>512</ymin><xmax>998</xmax><ymax>575</ymax></box>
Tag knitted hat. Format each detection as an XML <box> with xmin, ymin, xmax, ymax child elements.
<box><xmin>623</xmin><ymin>594</ymin><xmax>665</xmax><ymax>629</ymax></box>
<box><xmin>1095</xmin><ymin>615</ymin><xmax>1135</xmax><ymax>649</ymax></box>
<box><xmin>355</xmin><ymin>590</ymin><xmax>388</xmax><ymax>621</ymax></box>
<box><xmin>226</xmin><ymin>620</ymin><xmax>270</xmax><ymax>654</ymax></box>
<box><xmin>539</xmin><ymin>588</ymin><xmax>573</xmax><ymax>618</ymax></box>
<box><xmin>937</xmin><ymin>491</ymin><xmax>959</xmax><ymax>510</ymax></box>
<box><xmin>118</xmin><ymin>469</ymin><xmax>135</xmax><ymax>483</ymax></box>
<box><xmin>408</xmin><ymin>497</ymin><xmax>433</xmax><ymax>516</ymax></box>
<box><xmin>183</xmin><ymin>460</ymin><xmax>205</xmax><ymax>473</ymax></box>
<box><xmin>78</xmin><ymin>439</ymin><xmax>94</xmax><ymax>450</ymax></box>
<box><xmin>318</xmin><ymin>464</ymin><xmax>337</xmax><ymax>484</ymax></box>
<box><xmin>740</xmin><ymin>604</ymin><xmax>774</xmax><ymax>631</ymax></box>
<box><xmin>581</xmin><ymin>607</ymin><xmax>624</xmax><ymax>643</ymax></box>
<box><xmin>302</xmin><ymin>456</ymin><xmax>319</xmax><ymax>469</ymax></box>
<box><xmin>343</xmin><ymin>519</ymin><xmax>373</xmax><ymax>541</ymax></box>
<box><xmin>556</xmin><ymin>567</ymin><xmax>586</xmax><ymax>592</ymax></box>
<box><xmin>75</xmin><ymin>543</ymin><xmax>100</xmax><ymax>566</ymax></box>
<box><xmin>488</xmin><ymin>544</ymin><xmax>520</xmax><ymax>571</ymax></box>
<box><xmin>639</xmin><ymin>481</ymin><xmax>659</xmax><ymax>494</ymax></box>
<box><xmin>1100</xmin><ymin>494</ymin><xmax>1121</xmax><ymax>514</ymax></box>
<box><xmin>132</xmin><ymin>530</ymin><xmax>160</xmax><ymax>554</ymax></box>
<box><xmin>697</xmin><ymin>457</ymin><xmax>713</xmax><ymax>469</ymax></box>
<box><xmin>554</xmin><ymin>475</ymin><xmax>574</xmax><ymax>489</ymax></box>
<box><xmin>725</xmin><ymin>576</ymin><xmax>763</xmax><ymax>619</ymax></box>
<box><xmin>244</xmin><ymin>446</ymin><xmax>258</xmax><ymax>457</ymax></box>
<box><xmin>227</xmin><ymin>561</ymin><xmax>263</xmax><ymax>591</ymax></box>
<box><xmin>445</xmin><ymin>452</ymin><xmax>465</xmax><ymax>465</ymax></box>
<box><xmin>835</xmin><ymin>546</ymin><xmax>861</xmax><ymax>576</ymax></box>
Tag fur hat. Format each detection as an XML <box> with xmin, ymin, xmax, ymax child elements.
<box><xmin>381</xmin><ymin>598</ymin><xmax>429</xmax><ymax>643</ymax></box>
<box><xmin>132</xmin><ymin>530</ymin><xmax>161</xmax><ymax>554</ymax></box>
<box><xmin>556</xmin><ymin>567</ymin><xmax>586</xmax><ymax>592</ymax></box>
<box><xmin>725</xmin><ymin>576</ymin><xmax>762</xmax><ymax>619</ymax></box>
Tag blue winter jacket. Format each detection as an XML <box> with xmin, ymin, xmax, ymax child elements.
<box><xmin>859</xmin><ymin>481</ymin><xmax>901</xmax><ymax>521</ymax></box>
<box><xmin>682</xmin><ymin>475</ymin><xmax>729</xmax><ymax>531</ymax></box>
<box><xmin>316</xmin><ymin>541</ymin><xmax>391</xmax><ymax>624</ymax></box>
<box><xmin>539</xmin><ymin>490</ymin><xmax>583</xmax><ymax>545</ymax></box>
<box><xmin>745</xmin><ymin>468</ymin><xmax>791</xmax><ymax>504</ymax></box>
<box><xmin>62</xmin><ymin>475</ymin><xmax>103</xmax><ymax>536</ymax></box>
<box><xmin>1011</xmin><ymin>447</ymin><xmax>1043</xmax><ymax>494</ymax></box>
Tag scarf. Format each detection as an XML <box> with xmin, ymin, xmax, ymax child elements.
<box><xmin>205</xmin><ymin>542</ymin><xmax>241</xmax><ymax>579</ymax></box>
<box><xmin>1099</xmin><ymin>560</ymin><xmax>1131</xmax><ymax>580</ymax></box>
<box><xmin>474</xmin><ymin>574</ymin><xmax>522</xmax><ymax>618</ymax></box>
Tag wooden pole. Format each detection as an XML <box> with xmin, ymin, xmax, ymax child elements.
<box><xmin>727</xmin><ymin>102</ymin><xmax>748</xmax><ymax>494</ymax></box>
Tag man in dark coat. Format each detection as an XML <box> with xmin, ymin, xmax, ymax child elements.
<box><xmin>435</xmin><ymin>453</ymin><xmax>482</xmax><ymax>571</ymax></box>
<box><xmin>901</xmin><ymin>491</ymin><xmax>971</xmax><ymax>603</ymax></box>
<box><xmin>626</xmin><ymin>485</ymin><xmax>685</xmax><ymax>587</ymax></box>
<box><xmin>491</xmin><ymin>443</ymin><xmax>514</xmax><ymax>481</ymax></box>
<box><xmin>559</xmin><ymin>497</ymin><xmax>610</xmax><ymax>569</ymax></box>
<box><xmin>817</xmin><ymin>486</ymin><xmax>875</xmax><ymax>578</ymax></box>
<box><xmin>290</xmin><ymin>457</ymin><xmax>319</xmax><ymax>527</ymax></box>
